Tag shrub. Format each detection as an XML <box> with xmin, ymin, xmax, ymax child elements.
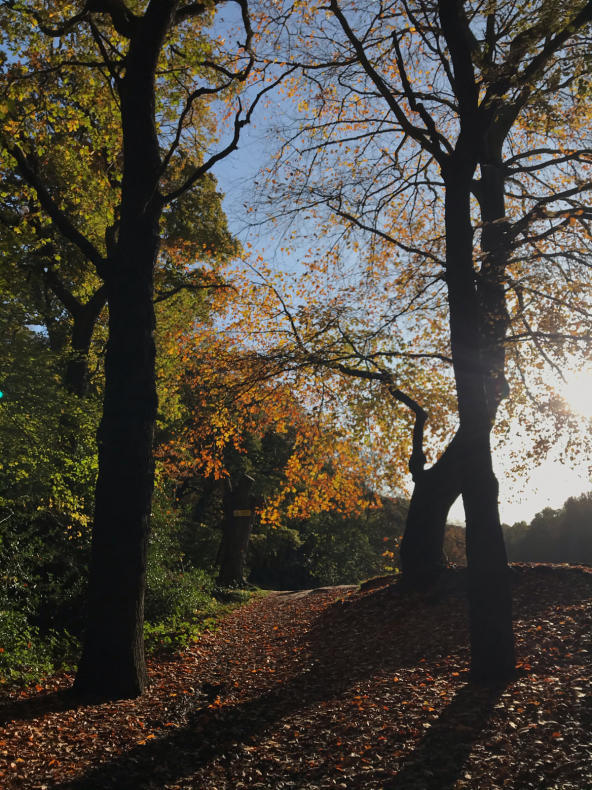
<box><xmin>0</xmin><ymin>609</ymin><xmax>78</xmax><ymax>685</ymax></box>
<box><xmin>145</xmin><ymin>565</ymin><xmax>214</xmax><ymax>623</ymax></box>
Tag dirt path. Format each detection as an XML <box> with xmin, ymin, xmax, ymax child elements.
<box><xmin>1</xmin><ymin>567</ymin><xmax>591</xmax><ymax>789</ymax></box>
<box><xmin>267</xmin><ymin>584</ymin><xmax>359</xmax><ymax>601</ymax></box>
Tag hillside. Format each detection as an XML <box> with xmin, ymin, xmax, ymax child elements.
<box><xmin>1</xmin><ymin>564</ymin><xmax>591</xmax><ymax>789</ymax></box>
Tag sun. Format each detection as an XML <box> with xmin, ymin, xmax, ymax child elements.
<box><xmin>559</xmin><ymin>368</ymin><xmax>592</xmax><ymax>419</ymax></box>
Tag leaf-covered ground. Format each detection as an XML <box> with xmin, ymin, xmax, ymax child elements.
<box><xmin>1</xmin><ymin>564</ymin><xmax>591</xmax><ymax>789</ymax></box>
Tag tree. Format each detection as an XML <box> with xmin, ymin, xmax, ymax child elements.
<box><xmin>216</xmin><ymin>471</ymin><xmax>256</xmax><ymax>586</ymax></box>
<box><xmin>252</xmin><ymin>0</ymin><xmax>592</xmax><ymax>681</ymax></box>
<box><xmin>0</xmin><ymin>105</ymin><xmax>239</xmax><ymax>398</ymax></box>
<box><xmin>504</xmin><ymin>492</ymin><xmax>592</xmax><ymax>564</ymax></box>
<box><xmin>0</xmin><ymin>0</ymin><xmax>282</xmax><ymax>699</ymax></box>
<box><xmin>157</xmin><ymin>280</ymin><xmax>376</xmax><ymax>587</ymax></box>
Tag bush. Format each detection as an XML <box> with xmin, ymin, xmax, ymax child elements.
<box><xmin>143</xmin><ymin>611</ymin><xmax>221</xmax><ymax>654</ymax></box>
<box><xmin>0</xmin><ymin>609</ymin><xmax>78</xmax><ymax>685</ymax></box>
<box><xmin>145</xmin><ymin>565</ymin><xmax>214</xmax><ymax>623</ymax></box>
<box><xmin>248</xmin><ymin>498</ymin><xmax>408</xmax><ymax>589</ymax></box>
<box><xmin>0</xmin><ymin>510</ymin><xmax>89</xmax><ymax>635</ymax></box>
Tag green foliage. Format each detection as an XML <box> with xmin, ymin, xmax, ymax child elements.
<box><xmin>143</xmin><ymin>614</ymin><xmax>219</xmax><ymax>655</ymax></box>
<box><xmin>0</xmin><ymin>317</ymin><xmax>96</xmax><ymax>629</ymax></box>
<box><xmin>248</xmin><ymin>497</ymin><xmax>408</xmax><ymax>589</ymax></box>
<box><xmin>144</xmin><ymin>494</ymin><xmax>244</xmax><ymax>655</ymax></box>
<box><xmin>0</xmin><ymin>609</ymin><xmax>78</xmax><ymax>685</ymax></box>
<box><xmin>213</xmin><ymin>586</ymin><xmax>253</xmax><ymax>603</ymax></box>
<box><xmin>145</xmin><ymin>563</ymin><xmax>215</xmax><ymax>625</ymax></box>
<box><xmin>503</xmin><ymin>492</ymin><xmax>592</xmax><ymax>565</ymax></box>
<box><xmin>0</xmin><ymin>319</ymin><xmax>94</xmax><ymax>684</ymax></box>
<box><xmin>0</xmin><ymin>511</ymin><xmax>89</xmax><ymax>633</ymax></box>
<box><xmin>0</xmin><ymin>321</ymin><xmax>99</xmax><ymax>521</ymax></box>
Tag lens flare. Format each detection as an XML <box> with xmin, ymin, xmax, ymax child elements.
<box><xmin>560</xmin><ymin>369</ymin><xmax>592</xmax><ymax>419</ymax></box>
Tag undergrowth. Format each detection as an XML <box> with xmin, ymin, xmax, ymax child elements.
<box><xmin>0</xmin><ymin>587</ymin><xmax>258</xmax><ymax>688</ymax></box>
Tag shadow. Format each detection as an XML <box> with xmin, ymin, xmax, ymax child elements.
<box><xmin>0</xmin><ymin>688</ymin><xmax>79</xmax><ymax>727</ymax></box>
<box><xmin>385</xmin><ymin>683</ymin><xmax>505</xmax><ymax>790</ymax></box>
<box><xmin>47</xmin><ymin>577</ymin><xmax>473</xmax><ymax>789</ymax></box>
<box><xmin>35</xmin><ymin>566</ymin><xmax>592</xmax><ymax>788</ymax></box>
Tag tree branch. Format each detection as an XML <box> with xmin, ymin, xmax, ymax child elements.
<box><xmin>329</xmin><ymin>0</ymin><xmax>446</xmax><ymax>164</ymax></box>
<box><xmin>5</xmin><ymin>143</ymin><xmax>107</xmax><ymax>276</ymax></box>
<box><xmin>162</xmin><ymin>67</ymin><xmax>296</xmax><ymax>203</ymax></box>
<box><xmin>87</xmin><ymin>0</ymin><xmax>140</xmax><ymax>38</ymax></box>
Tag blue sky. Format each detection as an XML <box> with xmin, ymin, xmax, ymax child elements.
<box><xmin>211</xmin><ymin>94</ymin><xmax>592</xmax><ymax>528</ymax></box>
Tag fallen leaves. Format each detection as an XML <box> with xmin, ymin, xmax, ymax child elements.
<box><xmin>0</xmin><ymin>565</ymin><xmax>590</xmax><ymax>789</ymax></box>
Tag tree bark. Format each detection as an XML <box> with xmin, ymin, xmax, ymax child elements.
<box><xmin>216</xmin><ymin>473</ymin><xmax>255</xmax><ymax>587</ymax></box>
<box><xmin>444</xmin><ymin>162</ymin><xmax>515</xmax><ymax>683</ymax></box>
<box><xmin>399</xmin><ymin>153</ymin><xmax>511</xmax><ymax>585</ymax></box>
<box><xmin>400</xmin><ymin>433</ymin><xmax>461</xmax><ymax>580</ymax></box>
<box><xmin>74</xmin><ymin>1</ymin><xmax>174</xmax><ymax>699</ymax></box>
<box><xmin>74</xmin><ymin>262</ymin><xmax>158</xmax><ymax>698</ymax></box>
<box><xmin>42</xmin><ymin>267</ymin><xmax>107</xmax><ymax>397</ymax></box>
<box><xmin>64</xmin><ymin>288</ymin><xmax>107</xmax><ymax>397</ymax></box>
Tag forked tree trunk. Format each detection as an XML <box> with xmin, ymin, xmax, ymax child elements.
<box><xmin>400</xmin><ymin>434</ymin><xmax>461</xmax><ymax>580</ymax></box>
<box><xmin>445</xmin><ymin>164</ymin><xmax>515</xmax><ymax>683</ymax></box>
<box><xmin>400</xmin><ymin>147</ymin><xmax>511</xmax><ymax>588</ymax></box>
<box><xmin>217</xmin><ymin>473</ymin><xmax>255</xmax><ymax>587</ymax></box>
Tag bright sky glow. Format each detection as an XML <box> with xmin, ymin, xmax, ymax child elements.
<box><xmin>449</xmin><ymin>369</ymin><xmax>592</xmax><ymax>525</ymax></box>
<box><xmin>450</xmin><ymin>456</ymin><xmax>591</xmax><ymax>526</ymax></box>
<box><xmin>213</xmin><ymin>122</ymin><xmax>592</xmax><ymax>531</ymax></box>
<box><xmin>559</xmin><ymin>367</ymin><xmax>592</xmax><ymax>419</ymax></box>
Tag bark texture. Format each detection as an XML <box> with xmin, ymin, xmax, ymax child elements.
<box><xmin>399</xmin><ymin>9</ymin><xmax>517</xmax><ymax>686</ymax></box>
<box><xmin>64</xmin><ymin>288</ymin><xmax>107</xmax><ymax>396</ymax></box>
<box><xmin>444</xmin><ymin>162</ymin><xmax>515</xmax><ymax>683</ymax></box>
<box><xmin>75</xmin><ymin>266</ymin><xmax>158</xmax><ymax>698</ymax></box>
<box><xmin>74</xmin><ymin>1</ymin><xmax>174</xmax><ymax>698</ymax></box>
<box><xmin>400</xmin><ymin>434</ymin><xmax>461</xmax><ymax>580</ymax></box>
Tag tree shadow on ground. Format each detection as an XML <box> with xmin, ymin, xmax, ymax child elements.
<box><xmin>46</xmin><ymin>576</ymin><xmax>475</xmax><ymax>789</ymax></box>
<box><xmin>386</xmin><ymin>684</ymin><xmax>504</xmax><ymax>790</ymax></box>
<box><xmin>41</xmin><ymin>567</ymin><xmax>591</xmax><ymax>788</ymax></box>
<box><xmin>0</xmin><ymin>688</ymin><xmax>78</xmax><ymax>727</ymax></box>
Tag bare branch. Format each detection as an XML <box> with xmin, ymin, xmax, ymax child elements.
<box><xmin>162</xmin><ymin>67</ymin><xmax>297</xmax><ymax>203</ymax></box>
<box><xmin>153</xmin><ymin>279</ymin><xmax>233</xmax><ymax>304</ymax></box>
<box><xmin>329</xmin><ymin>0</ymin><xmax>446</xmax><ymax>164</ymax></box>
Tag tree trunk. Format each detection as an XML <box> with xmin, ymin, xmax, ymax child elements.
<box><xmin>64</xmin><ymin>289</ymin><xmax>107</xmax><ymax>397</ymax></box>
<box><xmin>478</xmin><ymin>156</ymin><xmax>511</xmax><ymax>413</ymax></box>
<box><xmin>216</xmin><ymin>473</ymin><xmax>255</xmax><ymax>587</ymax></box>
<box><xmin>399</xmin><ymin>153</ymin><xmax>511</xmax><ymax>584</ymax></box>
<box><xmin>400</xmin><ymin>433</ymin><xmax>461</xmax><ymax>581</ymax></box>
<box><xmin>65</xmin><ymin>326</ymin><xmax>93</xmax><ymax>397</ymax></box>
<box><xmin>74</xmin><ymin>256</ymin><xmax>158</xmax><ymax>699</ymax></box>
<box><xmin>42</xmin><ymin>268</ymin><xmax>107</xmax><ymax>397</ymax></box>
<box><xmin>74</xmin><ymin>2</ymin><xmax>173</xmax><ymax>699</ymax></box>
<box><xmin>444</xmin><ymin>163</ymin><xmax>515</xmax><ymax>683</ymax></box>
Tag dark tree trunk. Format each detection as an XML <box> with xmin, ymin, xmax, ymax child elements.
<box><xmin>74</xmin><ymin>2</ymin><xmax>173</xmax><ymax>699</ymax></box>
<box><xmin>65</xmin><ymin>321</ymin><xmax>94</xmax><ymax>397</ymax></box>
<box><xmin>216</xmin><ymin>473</ymin><xmax>255</xmax><ymax>587</ymax></box>
<box><xmin>478</xmin><ymin>156</ymin><xmax>511</xmax><ymax>413</ymax></box>
<box><xmin>74</xmin><ymin>247</ymin><xmax>159</xmax><ymax>699</ymax></box>
<box><xmin>399</xmin><ymin>154</ymin><xmax>511</xmax><ymax>585</ymax></box>
<box><xmin>400</xmin><ymin>433</ymin><xmax>461</xmax><ymax>580</ymax></box>
<box><xmin>444</xmin><ymin>163</ymin><xmax>515</xmax><ymax>683</ymax></box>
<box><xmin>42</xmin><ymin>267</ymin><xmax>107</xmax><ymax>397</ymax></box>
<box><xmin>64</xmin><ymin>288</ymin><xmax>107</xmax><ymax>397</ymax></box>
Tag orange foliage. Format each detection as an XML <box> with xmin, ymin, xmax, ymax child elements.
<box><xmin>156</xmin><ymin>266</ymin><xmax>379</xmax><ymax>527</ymax></box>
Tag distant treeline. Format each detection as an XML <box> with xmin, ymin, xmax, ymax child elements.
<box><xmin>503</xmin><ymin>492</ymin><xmax>592</xmax><ymax>566</ymax></box>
